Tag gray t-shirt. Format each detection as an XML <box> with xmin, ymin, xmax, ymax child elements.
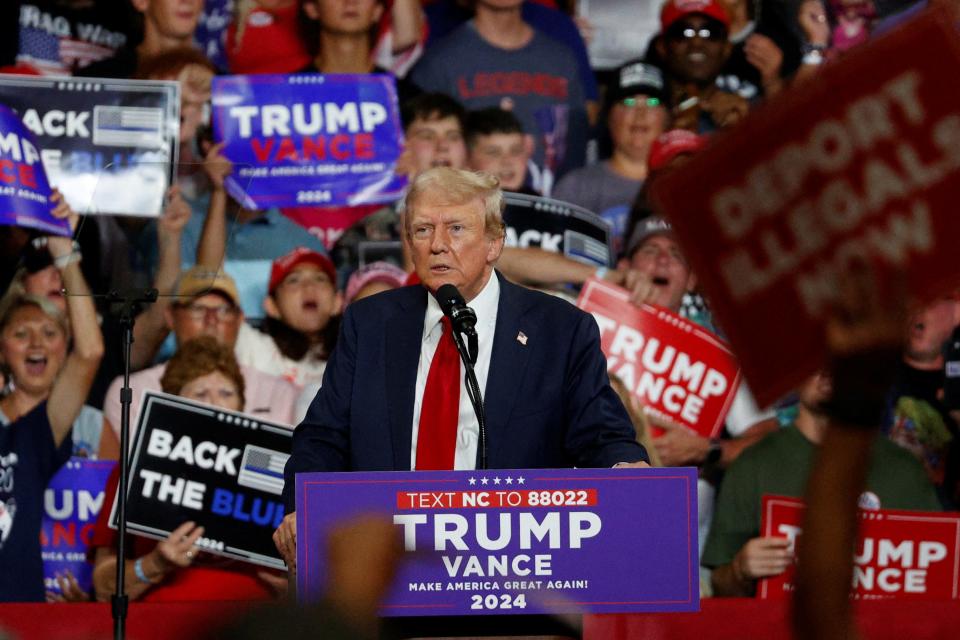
<box><xmin>552</xmin><ymin>162</ymin><xmax>642</xmax><ymax>251</ymax></box>
<box><xmin>410</xmin><ymin>22</ymin><xmax>588</xmax><ymax>183</ymax></box>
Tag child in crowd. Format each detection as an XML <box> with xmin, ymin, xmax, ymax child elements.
<box><xmin>464</xmin><ymin>108</ymin><xmax>535</xmax><ymax>195</ymax></box>
<box><xmin>234</xmin><ymin>248</ymin><xmax>342</xmax><ymax>388</ymax></box>
<box><xmin>293</xmin><ymin>260</ymin><xmax>407</xmax><ymax>420</ymax></box>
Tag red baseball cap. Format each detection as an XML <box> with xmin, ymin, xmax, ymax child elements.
<box><xmin>648</xmin><ymin>129</ymin><xmax>708</xmax><ymax>172</ymax></box>
<box><xmin>268</xmin><ymin>247</ymin><xmax>337</xmax><ymax>293</ymax></box>
<box><xmin>660</xmin><ymin>0</ymin><xmax>731</xmax><ymax>32</ymax></box>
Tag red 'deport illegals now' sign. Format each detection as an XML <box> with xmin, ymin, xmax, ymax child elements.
<box><xmin>577</xmin><ymin>278</ymin><xmax>740</xmax><ymax>438</ymax></box>
<box><xmin>758</xmin><ymin>495</ymin><xmax>960</xmax><ymax>601</ymax></box>
<box><xmin>652</xmin><ymin>7</ymin><xmax>960</xmax><ymax>407</ymax></box>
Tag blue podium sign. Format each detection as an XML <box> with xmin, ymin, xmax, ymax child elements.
<box><xmin>296</xmin><ymin>467</ymin><xmax>699</xmax><ymax>615</ymax></box>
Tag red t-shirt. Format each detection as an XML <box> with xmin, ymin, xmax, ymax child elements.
<box><xmin>91</xmin><ymin>467</ymin><xmax>279</xmax><ymax>602</ymax></box>
<box><xmin>226</xmin><ymin>3</ymin><xmax>312</xmax><ymax>74</ymax></box>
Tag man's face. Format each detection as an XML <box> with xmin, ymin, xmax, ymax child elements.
<box><xmin>468</xmin><ymin>132</ymin><xmax>529</xmax><ymax>191</ymax></box>
<box><xmin>608</xmin><ymin>95</ymin><xmax>669</xmax><ymax>162</ymax></box>
<box><xmin>798</xmin><ymin>370</ymin><xmax>832</xmax><ymax>412</ymax></box>
<box><xmin>906</xmin><ymin>297</ymin><xmax>960</xmax><ymax>366</ymax></box>
<box><xmin>305</xmin><ymin>0</ymin><xmax>383</xmax><ymax>36</ymax></box>
<box><xmin>137</xmin><ymin>0</ymin><xmax>203</xmax><ymax>41</ymax></box>
<box><xmin>661</xmin><ymin>15</ymin><xmax>731</xmax><ymax>85</ymax></box>
<box><xmin>167</xmin><ymin>292</ymin><xmax>243</xmax><ymax>348</ymax></box>
<box><xmin>405</xmin><ymin>116</ymin><xmax>468</xmax><ymax>174</ymax></box>
<box><xmin>407</xmin><ymin>194</ymin><xmax>504</xmax><ymax>302</ymax></box>
<box><xmin>627</xmin><ymin>234</ymin><xmax>695</xmax><ymax>312</ymax></box>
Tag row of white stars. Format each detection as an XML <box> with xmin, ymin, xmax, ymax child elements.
<box><xmin>467</xmin><ymin>476</ymin><xmax>525</xmax><ymax>486</ymax></box>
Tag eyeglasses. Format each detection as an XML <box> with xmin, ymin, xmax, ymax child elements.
<box><xmin>666</xmin><ymin>23</ymin><xmax>727</xmax><ymax>43</ymax></box>
<box><xmin>635</xmin><ymin>243</ymin><xmax>688</xmax><ymax>267</ymax></box>
<box><xmin>620</xmin><ymin>96</ymin><xmax>662</xmax><ymax>110</ymax></box>
<box><xmin>178</xmin><ymin>303</ymin><xmax>238</xmax><ymax>322</ymax></box>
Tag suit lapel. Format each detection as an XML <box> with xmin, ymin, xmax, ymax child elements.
<box><xmin>481</xmin><ymin>274</ymin><xmax>534</xmax><ymax>466</ymax></box>
<box><xmin>386</xmin><ymin>286</ymin><xmax>427</xmax><ymax>470</ymax></box>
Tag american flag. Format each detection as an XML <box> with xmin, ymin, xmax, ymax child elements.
<box><xmin>237</xmin><ymin>446</ymin><xmax>289</xmax><ymax>496</ymax></box>
<box><xmin>18</xmin><ymin>26</ymin><xmax>114</xmax><ymax>76</ymax></box>
<box><xmin>565</xmin><ymin>231</ymin><xmax>610</xmax><ymax>266</ymax></box>
<box><xmin>93</xmin><ymin>106</ymin><xmax>163</xmax><ymax>148</ymax></box>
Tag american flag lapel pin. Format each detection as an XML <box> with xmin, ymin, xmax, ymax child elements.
<box><xmin>516</xmin><ymin>331</ymin><xmax>528</xmax><ymax>346</ymax></box>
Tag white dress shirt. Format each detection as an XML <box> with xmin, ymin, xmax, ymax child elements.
<box><xmin>410</xmin><ymin>273</ymin><xmax>500</xmax><ymax>470</ymax></box>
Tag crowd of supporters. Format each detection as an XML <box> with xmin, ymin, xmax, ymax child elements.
<box><xmin>0</xmin><ymin>0</ymin><xmax>956</xmax><ymax>608</ymax></box>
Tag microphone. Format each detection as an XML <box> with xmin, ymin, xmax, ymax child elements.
<box><xmin>436</xmin><ymin>284</ymin><xmax>478</xmax><ymax>338</ymax></box>
<box><xmin>435</xmin><ymin>284</ymin><xmax>487</xmax><ymax>469</ymax></box>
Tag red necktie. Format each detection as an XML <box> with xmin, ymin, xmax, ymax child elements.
<box><xmin>416</xmin><ymin>317</ymin><xmax>461</xmax><ymax>470</ymax></box>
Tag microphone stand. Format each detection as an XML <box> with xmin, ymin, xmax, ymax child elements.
<box><xmin>107</xmin><ymin>288</ymin><xmax>158</xmax><ymax>640</ymax></box>
<box><xmin>450</xmin><ymin>327</ymin><xmax>487</xmax><ymax>470</ymax></box>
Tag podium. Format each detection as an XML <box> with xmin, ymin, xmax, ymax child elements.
<box><xmin>296</xmin><ymin>467</ymin><xmax>699</xmax><ymax>625</ymax></box>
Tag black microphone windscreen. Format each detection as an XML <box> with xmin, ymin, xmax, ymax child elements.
<box><xmin>436</xmin><ymin>284</ymin><xmax>465</xmax><ymax>313</ymax></box>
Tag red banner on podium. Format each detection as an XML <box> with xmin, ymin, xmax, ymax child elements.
<box><xmin>759</xmin><ymin>495</ymin><xmax>960</xmax><ymax>601</ymax></box>
<box><xmin>577</xmin><ymin>278</ymin><xmax>740</xmax><ymax>438</ymax></box>
<box><xmin>652</xmin><ymin>8</ymin><xmax>960</xmax><ymax>407</ymax></box>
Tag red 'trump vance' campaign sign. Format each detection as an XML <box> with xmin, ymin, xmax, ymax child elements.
<box><xmin>577</xmin><ymin>278</ymin><xmax>741</xmax><ymax>438</ymax></box>
<box><xmin>759</xmin><ymin>495</ymin><xmax>960</xmax><ymax>601</ymax></box>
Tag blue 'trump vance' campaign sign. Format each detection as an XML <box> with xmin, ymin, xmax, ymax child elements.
<box><xmin>297</xmin><ymin>467</ymin><xmax>699</xmax><ymax>616</ymax></box>
<box><xmin>0</xmin><ymin>103</ymin><xmax>65</xmax><ymax>236</ymax></box>
<box><xmin>211</xmin><ymin>74</ymin><xmax>407</xmax><ymax>210</ymax></box>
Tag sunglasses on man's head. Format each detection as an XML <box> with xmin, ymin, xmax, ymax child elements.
<box><xmin>666</xmin><ymin>22</ymin><xmax>727</xmax><ymax>43</ymax></box>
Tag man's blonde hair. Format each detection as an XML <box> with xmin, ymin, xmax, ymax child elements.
<box><xmin>401</xmin><ymin>167</ymin><xmax>506</xmax><ymax>240</ymax></box>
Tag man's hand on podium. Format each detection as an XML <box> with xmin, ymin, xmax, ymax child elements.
<box><xmin>613</xmin><ymin>461</ymin><xmax>651</xmax><ymax>468</ymax></box>
<box><xmin>273</xmin><ymin>513</ymin><xmax>297</xmax><ymax>573</ymax></box>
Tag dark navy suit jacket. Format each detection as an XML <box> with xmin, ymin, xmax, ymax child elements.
<box><xmin>282</xmin><ymin>272</ymin><xmax>648</xmax><ymax>511</ymax></box>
